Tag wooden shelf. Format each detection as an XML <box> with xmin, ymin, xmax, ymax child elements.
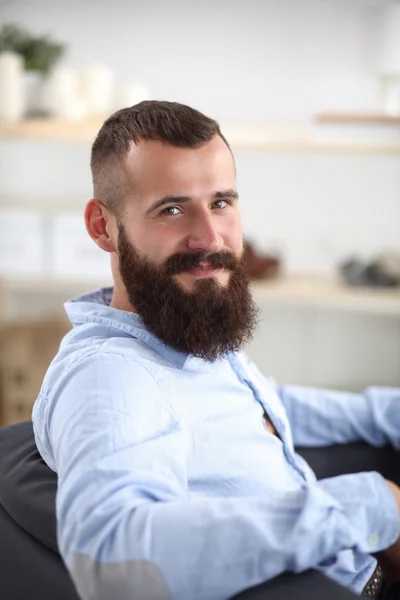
<box><xmin>0</xmin><ymin>117</ymin><xmax>103</xmax><ymax>142</ymax></box>
<box><xmin>0</xmin><ymin>275</ymin><xmax>112</xmax><ymax>293</ymax></box>
<box><xmin>316</xmin><ymin>113</ymin><xmax>400</xmax><ymax>125</ymax></box>
<box><xmin>1</xmin><ymin>118</ymin><xmax>400</xmax><ymax>154</ymax></box>
<box><xmin>251</xmin><ymin>275</ymin><xmax>400</xmax><ymax>316</ymax></box>
<box><xmin>1</xmin><ymin>274</ymin><xmax>400</xmax><ymax>317</ymax></box>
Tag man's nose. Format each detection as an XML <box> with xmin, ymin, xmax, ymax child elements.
<box><xmin>186</xmin><ymin>212</ymin><xmax>223</xmax><ymax>254</ymax></box>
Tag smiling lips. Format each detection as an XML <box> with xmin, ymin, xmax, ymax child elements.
<box><xmin>185</xmin><ymin>261</ymin><xmax>222</xmax><ymax>278</ymax></box>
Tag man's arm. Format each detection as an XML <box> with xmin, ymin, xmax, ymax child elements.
<box><xmin>277</xmin><ymin>383</ymin><xmax>400</xmax><ymax>448</ymax></box>
<box><xmin>33</xmin><ymin>348</ymin><xmax>400</xmax><ymax>600</ymax></box>
<box><xmin>241</xmin><ymin>354</ymin><xmax>400</xmax><ymax>449</ymax></box>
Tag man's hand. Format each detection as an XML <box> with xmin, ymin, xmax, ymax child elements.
<box><xmin>372</xmin><ymin>480</ymin><xmax>400</xmax><ymax>581</ymax></box>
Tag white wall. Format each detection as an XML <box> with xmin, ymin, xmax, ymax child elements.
<box><xmin>1</xmin><ymin>0</ymin><xmax>399</xmax><ymax>389</ymax></box>
<box><xmin>247</xmin><ymin>304</ymin><xmax>400</xmax><ymax>390</ymax></box>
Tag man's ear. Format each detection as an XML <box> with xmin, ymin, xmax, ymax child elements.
<box><xmin>84</xmin><ymin>199</ymin><xmax>117</xmax><ymax>253</ymax></box>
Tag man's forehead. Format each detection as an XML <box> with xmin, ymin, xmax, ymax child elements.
<box><xmin>125</xmin><ymin>137</ymin><xmax>234</xmax><ymax>173</ymax></box>
<box><xmin>124</xmin><ymin>137</ymin><xmax>236</xmax><ymax>199</ymax></box>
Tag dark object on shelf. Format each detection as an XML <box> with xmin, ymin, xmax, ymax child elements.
<box><xmin>339</xmin><ymin>256</ymin><xmax>400</xmax><ymax>288</ymax></box>
<box><xmin>243</xmin><ymin>240</ymin><xmax>281</xmax><ymax>280</ymax></box>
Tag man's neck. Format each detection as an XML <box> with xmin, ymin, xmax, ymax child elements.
<box><xmin>110</xmin><ymin>284</ymin><xmax>136</xmax><ymax>313</ymax></box>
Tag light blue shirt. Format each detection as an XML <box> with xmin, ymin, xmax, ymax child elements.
<box><xmin>32</xmin><ymin>287</ymin><xmax>400</xmax><ymax>600</ymax></box>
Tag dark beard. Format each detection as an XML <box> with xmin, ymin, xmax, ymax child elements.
<box><xmin>117</xmin><ymin>225</ymin><xmax>258</xmax><ymax>361</ymax></box>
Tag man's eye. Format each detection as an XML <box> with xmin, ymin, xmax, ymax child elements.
<box><xmin>161</xmin><ymin>206</ymin><xmax>181</xmax><ymax>216</ymax></box>
<box><xmin>213</xmin><ymin>199</ymin><xmax>229</xmax><ymax>209</ymax></box>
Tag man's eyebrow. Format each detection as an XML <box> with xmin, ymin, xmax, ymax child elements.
<box><xmin>146</xmin><ymin>189</ymin><xmax>239</xmax><ymax>216</ymax></box>
<box><xmin>214</xmin><ymin>189</ymin><xmax>239</xmax><ymax>201</ymax></box>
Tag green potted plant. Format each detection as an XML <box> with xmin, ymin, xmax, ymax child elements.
<box><xmin>0</xmin><ymin>23</ymin><xmax>66</xmax><ymax>116</ymax></box>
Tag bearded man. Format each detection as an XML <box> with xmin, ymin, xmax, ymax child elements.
<box><xmin>33</xmin><ymin>101</ymin><xmax>400</xmax><ymax>600</ymax></box>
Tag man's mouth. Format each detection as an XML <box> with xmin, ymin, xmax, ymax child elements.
<box><xmin>185</xmin><ymin>261</ymin><xmax>222</xmax><ymax>278</ymax></box>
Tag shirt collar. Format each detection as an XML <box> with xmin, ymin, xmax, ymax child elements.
<box><xmin>64</xmin><ymin>287</ymin><xmax>188</xmax><ymax>369</ymax></box>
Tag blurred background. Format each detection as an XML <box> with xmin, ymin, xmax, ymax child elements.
<box><xmin>0</xmin><ymin>0</ymin><xmax>400</xmax><ymax>426</ymax></box>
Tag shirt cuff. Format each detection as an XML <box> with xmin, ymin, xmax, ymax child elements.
<box><xmin>319</xmin><ymin>471</ymin><xmax>400</xmax><ymax>553</ymax></box>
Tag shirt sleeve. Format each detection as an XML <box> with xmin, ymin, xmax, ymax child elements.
<box><xmin>33</xmin><ymin>347</ymin><xmax>400</xmax><ymax>600</ymax></box>
<box><xmin>277</xmin><ymin>383</ymin><xmax>400</xmax><ymax>448</ymax></box>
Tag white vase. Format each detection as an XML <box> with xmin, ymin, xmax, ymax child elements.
<box><xmin>378</xmin><ymin>1</ymin><xmax>400</xmax><ymax>115</ymax></box>
<box><xmin>80</xmin><ymin>63</ymin><xmax>114</xmax><ymax>117</ymax></box>
<box><xmin>380</xmin><ymin>1</ymin><xmax>400</xmax><ymax>76</ymax></box>
<box><xmin>380</xmin><ymin>75</ymin><xmax>400</xmax><ymax>117</ymax></box>
<box><xmin>43</xmin><ymin>66</ymin><xmax>87</xmax><ymax>120</ymax></box>
<box><xmin>24</xmin><ymin>70</ymin><xmax>45</xmax><ymax>117</ymax></box>
<box><xmin>116</xmin><ymin>82</ymin><xmax>151</xmax><ymax>110</ymax></box>
<box><xmin>0</xmin><ymin>51</ymin><xmax>24</xmax><ymax>123</ymax></box>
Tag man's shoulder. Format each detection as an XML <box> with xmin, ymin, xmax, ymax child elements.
<box><xmin>33</xmin><ymin>332</ymin><xmax>181</xmax><ymax>472</ymax></box>
<box><xmin>41</xmin><ymin>330</ymin><xmax>166</xmax><ymax>401</ymax></box>
<box><xmin>34</xmin><ymin>330</ymin><xmax>174</xmax><ymax>435</ymax></box>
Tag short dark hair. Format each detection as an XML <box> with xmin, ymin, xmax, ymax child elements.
<box><xmin>90</xmin><ymin>100</ymin><xmax>230</xmax><ymax>216</ymax></box>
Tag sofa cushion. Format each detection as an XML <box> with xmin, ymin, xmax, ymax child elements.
<box><xmin>0</xmin><ymin>421</ymin><xmax>58</xmax><ymax>552</ymax></box>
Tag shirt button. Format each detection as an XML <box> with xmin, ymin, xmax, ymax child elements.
<box><xmin>368</xmin><ymin>533</ymin><xmax>380</xmax><ymax>546</ymax></box>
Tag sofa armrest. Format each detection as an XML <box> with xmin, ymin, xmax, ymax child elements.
<box><xmin>231</xmin><ymin>570</ymin><xmax>358</xmax><ymax>599</ymax></box>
